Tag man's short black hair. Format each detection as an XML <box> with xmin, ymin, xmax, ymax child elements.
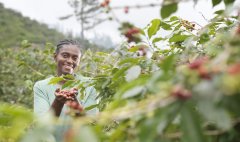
<box><xmin>55</xmin><ymin>39</ymin><xmax>82</xmax><ymax>54</ymax></box>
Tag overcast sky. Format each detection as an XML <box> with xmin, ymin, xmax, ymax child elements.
<box><xmin>0</xmin><ymin>0</ymin><xmax>239</xmax><ymax>43</ymax></box>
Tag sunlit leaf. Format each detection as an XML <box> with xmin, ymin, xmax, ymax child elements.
<box><xmin>147</xmin><ymin>19</ymin><xmax>161</xmax><ymax>39</ymax></box>
<box><xmin>48</xmin><ymin>77</ymin><xmax>64</xmax><ymax>85</ymax></box>
<box><xmin>152</xmin><ymin>37</ymin><xmax>164</xmax><ymax>43</ymax></box>
<box><xmin>85</xmin><ymin>104</ymin><xmax>99</xmax><ymax>111</ymax></box>
<box><xmin>169</xmin><ymin>34</ymin><xmax>190</xmax><ymax>42</ymax></box>
<box><xmin>62</xmin><ymin>80</ymin><xmax>75</xmax><ymax>89</ymax></box>
<box><xmin>170</xmin><ymin>16</ymin><xmax>179</xmax><ymax>21</ymax></box>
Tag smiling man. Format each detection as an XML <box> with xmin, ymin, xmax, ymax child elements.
<box><xmin>33</xmin><ymin>39</ymin><xmax>98</xmax><ymax>119</ymax></box>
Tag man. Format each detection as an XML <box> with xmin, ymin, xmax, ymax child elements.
<box><xmin>34</xmin><ymin>39</ymin><xmax>98</xmax><ymax>119</ymax></box>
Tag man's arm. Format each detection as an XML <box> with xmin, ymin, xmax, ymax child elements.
<box><xmin>50</xmin><ymin>98</ymin><xmax>65</xmax><ymax>117</ymax></box>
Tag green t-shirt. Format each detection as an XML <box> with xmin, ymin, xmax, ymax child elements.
<box><xmin>33</xmin><ymin>75</ymin><xmax>98</xmax><ymax>119</ymax></box>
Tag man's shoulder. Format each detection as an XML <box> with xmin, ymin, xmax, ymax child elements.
<box><xmin>34</xmin><ymin>76</ymin><xmax>54</xmax><ymax>88</ymax></box>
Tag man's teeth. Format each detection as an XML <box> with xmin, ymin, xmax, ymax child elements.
<box><xmin>65</xmin><ymin>65</ymin><xmax>73</xmax><ymax>68</ymax></box>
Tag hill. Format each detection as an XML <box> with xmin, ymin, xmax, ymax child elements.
<box><xmin>0</xmin><ymin>3</ymin><xmax>65</xmax><ymax>48</ymax></box>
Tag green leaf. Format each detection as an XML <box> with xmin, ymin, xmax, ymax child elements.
<box><xmin>63</xmin><ymin>74</ymin><xmax>75</xmax><ymax>80</ymax></box>
<box><xmin>48</xmin><ymin>77</ymin><xmax>64</xmax><ymax>85</ymax></box>
<box><xmin>161</xmin><ymin>22</ymin><xmax>172</xmax><ymax>30</ymax></box>
<box><xmin>170</xmin><ymin>16</ymin><xmax>179</xmax><ymax>21</ymax></box>
<box><xmin>160</xmin><ymin>3</ymin><xmax>178</xmax><ymax>19</ymax></box>
<box><xmin>96</xmin><ymin>52</ymin><xmax>109</xmax><ymax>57</ymax></box>
<box><xmin>223</xmin><ymin>0</ymin><xmax>235</xmax><ymax>5</ymax></box>
<box><xmin>21</xmin><ymin>40</ymin><xmax>31</xmax><ymax>48</ymax></box>
<box><xmin>62</xmin><ymin>80</ymin><xmax>75</xmax><ymax>89</ymax></box>
<box><xmin>160</xmin><ymin>54</ymin><xmax>175</xmax><ymax>73</ymax></box>
<box><xmin>199</xmin><ymin>33</ymin><xmax>210</xmax><ymax>44</ymax></box>
<box><xmin>147</xmin><ymin>19</ymin><xmax>161</xmax><ymax>39</ymax></box>
<box><xmin>169</xmin><ymin>34</ymin><xmax>190</xmax><ymax>42</ymax></box>
<box><xmin>152</xmin><ymin>37</ymin><xmax>164</xmax><ymax>43</ymax></box>
<box><xmin>181</xmin><ymin>104</ymin><xmax>206</xmax><ymax>142</ymax></box>
<box><xmin>212</xmin><ymin>0</ymin><xmax>222</xmax><ymax>7</ymax></box>
<box><xmin>128</xmin><ymin>46</ymin><xmax>139</xmax><ymax>52</ymax></box>
<box><xmin>118</xmin><ymin>58</ymin><xmax>141</xmax><ymax>66</ymax></box>
<box><xmin>85</xmin><ymin>104</ymin><xmax>99</xmax><ymax>111</ymax></box>
<box><xmin>214</xmin><ymin>10</ymin><xmax>224</xmax><ymax>15</ymax></box>
<box><xmin>112</xmin><ymin>66</ymin><xmax>130</xmax><ymax>81</ymax></box>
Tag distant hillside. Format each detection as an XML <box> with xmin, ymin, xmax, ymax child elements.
<box><xmin>0</xmin><ymin>3</ymin><xmax>65</xmax><ymax>48</ymax></box>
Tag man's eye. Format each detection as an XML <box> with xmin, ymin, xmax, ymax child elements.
<box><xmin>73</xmin><ymin>57</ymin><xmax>78</xmax><ymax>61</ymax></box>
<box><xmin>62</xmin><ymin>54</ymin><xmax>68</xmax><ymax>58</ymax></box>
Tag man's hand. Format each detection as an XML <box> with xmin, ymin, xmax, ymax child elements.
<box><xmin>54</xmin><ymin>88</ymin><xmax>78</xmax><ymax>104</ymax></box>
<box><xmin>51</xmin><ymin>87</ymin><xmax>79</xmax><ymax>117</ymax></box>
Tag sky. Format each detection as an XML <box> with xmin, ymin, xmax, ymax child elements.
<box><xmin>0</xmin><ymin>0</ymin><xmax>239</xmax><ymax>44</ymax></box>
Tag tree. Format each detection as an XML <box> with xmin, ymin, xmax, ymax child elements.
<box><xmin>61</xmin><ymin>0</ymin><xmax>106</xmax><ymax>39</ymax></box>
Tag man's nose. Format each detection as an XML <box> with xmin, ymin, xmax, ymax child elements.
<box><xmin>66</xmin><ymin>57</ymin><xmax>74</xmax><ymax>64</ymax></box>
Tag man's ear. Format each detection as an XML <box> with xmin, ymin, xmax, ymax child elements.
<box><xmin>53</xmin><ymin>53</ymin><xmax>57</xmax><ymax>62</ymax></box>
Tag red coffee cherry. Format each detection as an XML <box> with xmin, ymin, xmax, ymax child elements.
<box><xmin>198</xmin><ymin>66</ymin><xmax>212</xmax><ymax>80</ymax></box>
<box><xmin>188</xmin><ymin>57</ymin><xmax>208</xmax><ymax>70</ymax></box>
<box><xmin>227</xmin><ymin>63</ymin><xmax>240</xmax><ymax>75</ymax></box>
<box><xmin>124</xmin><ymin>6</ymin><xmax>129</xmax><ymax>14</ymax></box>
<box><xmin>171</xmin><ymin>85</ymin><xmax>192</xmax><ymax>100</ymax></box>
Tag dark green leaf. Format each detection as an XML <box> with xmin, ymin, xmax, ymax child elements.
<box><xmin>223</xmin><ymin>0</ymin><xmax>235</xmax><ymax>5</ymax></box>
<box><xmin>161</xmin><ymin>22</ymin><xmax>172</xmax><ymax>30</ymax></box>
<box><xmin>181</xmin><ymin>104</ymin><xmax>206</xmax><ymax>142</ymax></box>
<box><xmin>199</xmin><ymin>33</ymin><xmax>210</xmax><ymax>44</ymax></box>
<box><xmin>214</xmin><ymin>10</ymin><xmax>224</xmax><ymax>15</ymax></box>
<box><xmin>212</xmin><ymin>0</ymin><xmax>222</xmax><ymax>7</ymax></box>
<box><xmin>160</xmin><ymin>3</ymin><xmax>178</xmax><ymax>19</ymax></box>
<box><xmin>112</xmin><ymin>66</ymin><xmax>130</xmax><ymax>81</ymax></box>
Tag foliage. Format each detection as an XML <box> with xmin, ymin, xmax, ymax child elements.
<box><xmin>1</xmin><ymin>0</ymin><xmax>240</xmax><ymax>142</ymax></box>
<box><xmin>0</xmin><ymin>3</ymin><xmax>112</xmax><ymax>108</ymax></box>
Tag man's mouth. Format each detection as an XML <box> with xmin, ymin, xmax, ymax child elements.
<box><xmin>64</xmin><ymin>64</ymin><xmax>74</xmax><ymax>70</ymax></box>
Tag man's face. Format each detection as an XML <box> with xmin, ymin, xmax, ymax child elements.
<box><xmin>54</xmin><ymin>45</ymin><xmax>81</xmax><ymax>76</ymax></box>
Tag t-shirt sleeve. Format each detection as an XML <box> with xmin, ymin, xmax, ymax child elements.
<box><xmin>33</xmin><ymin>82</ymin><xmax>51</xmax><ymax>117</ymax></box>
